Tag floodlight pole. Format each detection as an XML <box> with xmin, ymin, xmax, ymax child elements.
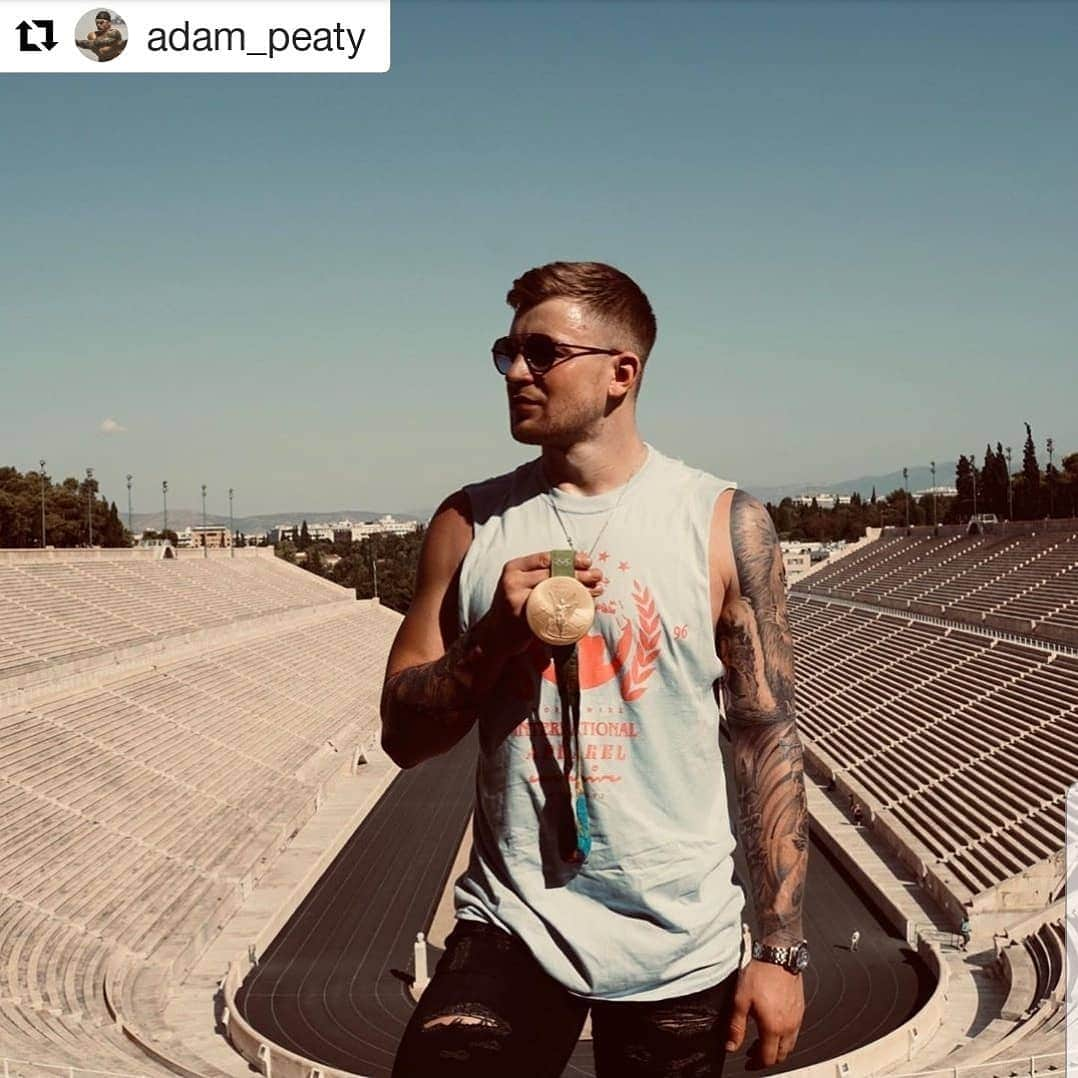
<box><xmin>371</xmin><ymin>532</ymin><xmax>379</xmax><ymax>599</ymax></box>
<box><xmin>39</xmin><ymin>459</ymin><xmax>47</xmax><ymax>548</ymax></box>
<box><xmin>162</xmin><ymin>480</ymin><xmax>169</xmax><ymax>540</ymax></box>
<box><xmin>1046</xmin><ymin>437</ymin><xmax>1054</xmax><ymax>516</ymax></box>
<box><xmin>930</xmin><ymin>460</ymin><xmax>937</xmax><ymax>528</ymax></box>
<box><xmin>126</xmin><ymin>474</ymin><xmax>133</xmax><ymax>539</ymax></box>
<box><xmin>201</xmin><ymin>484</ymin><xmax>208</xmax><ymax>558</ymax></box>
<box><xmin>86</xmin><ymin>468</ymin><xmax>94</xmax><ymax>546</ymax></box>
<box><xmin>229</xmin><ymin>488</ymin><xmax>235</xmax><ymax>557</ymax></box>
<box><xmin>903</xmin><ymin>467</ymin><xmax>909</xmax><ymax>528</ymax></box>
<box><xmin>971</xmin><ymin>454</ymin><xmax>978</xmax><ymax>518</ymax></box>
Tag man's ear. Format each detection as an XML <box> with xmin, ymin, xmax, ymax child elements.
<box><xmin>609</xmin><ymin>352</ymin><xmax>641</xmax><ymax>399</ymax></box>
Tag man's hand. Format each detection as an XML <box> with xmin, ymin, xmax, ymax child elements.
<box><xmin>725</xmin><ymin>960</ymin><xmax>805</xmax><ymax>1068</ymax></box>
<box><xmin>486</xmin><ymin>550</ymin><xmax>604</xmax><ymax>657</ymax></box>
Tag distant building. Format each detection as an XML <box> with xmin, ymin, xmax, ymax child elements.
<box><xmin>180</xmin><ymin>525</ymin><xmax>232</xmax><ymax>549</ymax></box>
<box><xmin>781</xmin><ymin>546</ymin><xmax>813</xmax><ymax>582</ymax></box>
<box><xmin>781</xmin><ymin>539</ymin><xmax>852</xmax><ymax>584</ymax></box>
<box><xmin>270</xmin><ymin>522</ymin><xmax>333</xmax><ymax>543</ymax></box>
<box><xmin>333</xmin><ymin>515</ymin><xmax>420</xmax><ymax>542</ymax></box>
<box><xmin>913</xmin><ymin>485</ymin><xmax>958</xmax><ymax>498</ymax></box>
<box><xmin>272</xmin><ymin>515</ymin><xmax>419</xmax><ymax>545</ymax></box>
<box><xmin>792</xmin><ymin>493</ymin><xmax>853</xmax><ymax>510</ymax></box>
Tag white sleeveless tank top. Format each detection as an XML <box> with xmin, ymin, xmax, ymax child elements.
<box><xmin>453</xmin><ymin>444</ymin><xmax>745</xmax><ymax>1001</ymax></box>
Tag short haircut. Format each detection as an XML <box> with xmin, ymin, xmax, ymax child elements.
<box><xmin>506</xmin><ymin>261</ymin><xmax>658</xmax><ymax>381</ymax></box>
<box><xmin>96</xmin><ymin>10</ymin><xmax>111</xmax><ymax>18</ymax></box>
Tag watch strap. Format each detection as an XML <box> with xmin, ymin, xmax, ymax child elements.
<box><xmin>752</xmin><ymin>939</ymin><xmax>807</xmax><ymax>972</ymax></box>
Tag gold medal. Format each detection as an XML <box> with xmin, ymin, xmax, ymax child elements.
<box><xmin>526</xmin><ymin>549</ymin><xmax>595</xmax><ymax>645</ymax></box>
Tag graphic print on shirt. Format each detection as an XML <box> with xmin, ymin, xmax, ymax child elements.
<box><xmin>508</xmin><ymin>551</ymin><xmax>668</xmax><ymax>787</ymax></box>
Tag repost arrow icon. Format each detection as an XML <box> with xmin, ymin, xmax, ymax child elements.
<box><xmin>34</xmin><ymin>19</ymin><xmax>57</xmax><ymax>50</ymax></box>
<box><xmin>16</xmin><ymin>19</ymin><xmax>39</xmax><ymax>51</ymax></box>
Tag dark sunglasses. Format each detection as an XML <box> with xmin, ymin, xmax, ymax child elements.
<box><xmin>492</xmin><ymin>333</ymin><xmax>621</xmax><ymax>376</ymax></box>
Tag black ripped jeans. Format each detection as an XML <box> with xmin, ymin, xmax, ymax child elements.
<box><xmin>392</xmin><ymin>920</ymin><xmax>741</xmax><ymax>1078</ymax></box>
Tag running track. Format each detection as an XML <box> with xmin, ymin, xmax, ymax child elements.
<box><xmin>236</xmin><ymin>730</ymin><xmax>932</xmax><ymax>1076</ymax></box>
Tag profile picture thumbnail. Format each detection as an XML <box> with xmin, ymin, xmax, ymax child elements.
<box><xmin>75</xmin><ymin>8</ymin><xmax>127</xmax><ymax>62</ymax></box>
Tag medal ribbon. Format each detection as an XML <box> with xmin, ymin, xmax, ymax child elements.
<box><xmin>549</xmin><ymin>550</ymin><xmax>591</xmax><ymax>863</ymax></box>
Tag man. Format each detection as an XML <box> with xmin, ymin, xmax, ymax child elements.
<box><xmin>381</xmin><ymin>261</ymin><xmax>808</xmax><ymax>1077</ymax></box>
<box><xmin>76</xmin><ymin>11</ymin><xmax>125</xmax><ymax>62</ymax></box>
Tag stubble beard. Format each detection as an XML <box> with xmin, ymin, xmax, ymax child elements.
<box><xmin>510</xmin><ymin>399</ymin><xmax>602</xmax><ymax>449</ymax></box>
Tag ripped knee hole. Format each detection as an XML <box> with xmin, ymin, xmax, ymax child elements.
<box><xmin>421</xmin><ymin>1005</ymin><xmax>510</xmax><ymax>1035</ymax></box>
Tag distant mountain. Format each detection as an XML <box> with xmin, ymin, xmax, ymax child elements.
<box><xmin>129</xmin><ymin>509</ymin><xmax>424</xmax><ymax>533</ymax></box>
<box><xmin>127</xmin><ymin>465</ymin><xmax>957</xmax><ymax>532</ymax></box>
<box><xmin>741</xmin><ymin>462</ymin><xmax>956</xmax><ymax>505</ymax></box>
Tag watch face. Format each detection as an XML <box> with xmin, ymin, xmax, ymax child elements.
<box><xmin>793</xmin><ymin>943</ymin><xmax>810</xmax><ymax>971</ymax></box>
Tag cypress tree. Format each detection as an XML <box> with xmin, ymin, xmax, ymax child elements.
<box><xmin>1022</xmin><ymin>422</ymin><xmax>1041</xmax><ymax>517</ymax></box>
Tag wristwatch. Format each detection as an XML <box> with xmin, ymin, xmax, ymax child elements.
<box><xmin>751</xmin><ymin>939</ymin><xmax>810</xmax><ymax>974</ymax></box>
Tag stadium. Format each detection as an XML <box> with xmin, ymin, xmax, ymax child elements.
<box><xmin>0</xmin><ymin>515</ymin><xmax>1073</xmax><ymax>1078</ymax></box>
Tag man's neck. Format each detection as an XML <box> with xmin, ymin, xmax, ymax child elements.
<box><xmin>541</xmin><ymin>431</ymin><xmax>649</xmax><ymax>497</ymax></box>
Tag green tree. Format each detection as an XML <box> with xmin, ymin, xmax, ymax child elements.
<box><xmin>952</xmin><ymin>456</ymin><xmax>974</xmax><ymax>522</ymax></box>
<box><xmin>1021</xmin><ymin>421</ymin><xmax>1041</xmax><ymax>518</ymax></box>
<box><xmin>0</xmin><ymin>465</ymin><xmax>129</xmax><ymax>548</ymax></box>
<box><xmin>306</xmin><ymin>545</ymin><xmax>325</xmax><ymax>575</ymax></box>
<box><xmin>327</xmin><ymin>529</ymin><xmax>425</xmax><ymax>614</ymax></box>
<box><xmin>1059</xmin><ymin>452</ymin><xmax>1078</xmax><ymax>518</ymax></box>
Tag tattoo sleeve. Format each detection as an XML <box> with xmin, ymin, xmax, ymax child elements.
<box><xmin>718</xmin><ymin>490</ymin><xmax>807</xmax><ymax>948</ymax></box>
<box><xmin>380</xmin><ymin>618</ymin><xmax>505</xmax><ymax>769</ymax></box>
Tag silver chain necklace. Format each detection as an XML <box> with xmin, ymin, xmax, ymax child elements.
<box><xmin>544</xmin><ymin>452</ymin><xmax>646</xmax><ymax>559</ymax></box>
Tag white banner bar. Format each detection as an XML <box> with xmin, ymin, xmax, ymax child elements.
<box><xmin>1</xmin><ymin>1</ymin><xmax>389</xmax><ymax>73</ymax></box>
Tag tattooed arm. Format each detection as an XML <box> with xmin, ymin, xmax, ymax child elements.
<box><xmin>380</xmin><ymin>491</ymin><xmax>499</xmax><ymax>770</ymax></box>
<box><xmin>718</xmin><ymin>490</ymin><xmax>806</xmax><ymax>946</ymax></box>
<box><xmin>717</xmin><ymin>489</ymin><xmax>807</xmax><ymax>1068</ymax></box>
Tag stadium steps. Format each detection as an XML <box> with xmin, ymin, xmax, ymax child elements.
<box><xmin>0</xmin><ymin>554</ymin><xmax>357</xmax><ymax>695</ymax></box>
<box><xmin>903</xmin><ymin>915</ymin><xmax>1067</xmax><ymax>1075</ymax></box>
<box><xmin>15</xmin><ymin>566</ymin><xmax>151</xmax><ymax>651</ymax></box>
<box><xmin>839</xmin><ymin>539</ymin><xmax>943</xmax><ymax>600</ymax></box>
<box><xmin>948</xmin><ymin>540</ymin><xmax>1066</xmax><ymax>615</ymax></box>
<box><xmin>877</xmin><ymin>537</ymin><xmax>1001</xmax><ymax>605</ymax></box>
<box><xmin>104</xmin><ymin>673</ymin><xmax>303</xmax><ymax>787</ymax></box>
<box><xmin>790</xmin><ymin>593</ymin><xmax>1073</xmax><ymax>901</ymax></box>
<box><xmin>0</xmin><ymin>559</ymin><xmax>391</xmax><ymax>1076</ymax></box>
<box><xmin>994</xmin><ymin>552</ymin><xmax>1078</xmax><ymax>620</ymax></box>
<box><xmin>110</xmin><ymin>955</ymin><xmax>237</xmax><ymax>1078</ymax></box>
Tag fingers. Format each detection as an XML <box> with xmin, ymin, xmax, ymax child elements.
<box><xmin>511</xmin><ymin>551</ymin><xmax>595</xmax><ymax>571</ymax></box>
<box><xmin>724</xmin><ymin>984</ymin><xmax>750</xmax><ymax>1052</ymax></box>
<box><xmin>512</xmin><ymin>552</ymin><xmax>554</xmax><ymax>573</ymax></box>
<box><xmin>749</xmin><ymin>1032</ymin><xmax>797</xmax><ymax>1069</ymax></box>
<box><xmin>579</xmin><ymin>568</ymin><xmax>604</xmax><ymax>594</ymax></box>
<box><xmin>757</xmin><ymin>1030</ymin><xmax>782</xmax><ymax>1068</ymax></box>
<box><xmin>572</xmin><ymin>554</ymin><xmax>604</xmax><ymax>593</ymax></box>
<box><xmin>510</xmin><ymin>552</ymin><xmax>603</xmax><ymax>592</ymax></box>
